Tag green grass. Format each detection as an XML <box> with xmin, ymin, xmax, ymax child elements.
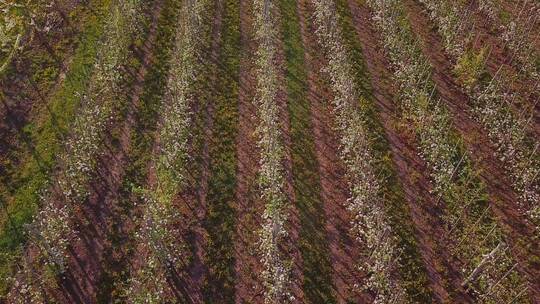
<box><xmin>334</xmin><ymin>0</ymin><xmax>433</xmax><ymax>301</ymax></box>
<box><xmin>203</xmin><ymin>0</ymin><xmax>241</xmax><ymax>302</ymax></box>
<box><xmin>454</xmin><ymin>47</ymin><xmax>489</xmax><ymax>90</ymax></box>
<box><xmin>0</xmin><ymin>0</ymin><xmax>111</xmax><ymax>297</ymax></box>
<box><xmin>279</xmin><ymin>0</ymin><xmax>336</xmax><ymax>302</ymax></box>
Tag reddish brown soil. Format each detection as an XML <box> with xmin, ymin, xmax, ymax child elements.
<box><xmin>403</xmin><ymin>1</ymin><xmax>540</xmax><ymax>301</ymax></box>
<box><xmin>43</xmin><ymin>2</ymin><xmax>164</xmax><ymax>302</ymax></box>
<box><xmin>297</xmin><ymin>0</ymin><xmax>370</xmax><ymax>303</ymax></box>
<box><xmin>233</xmin><ymin>0</ymin><xmax>265</xmax><ymax>302</ymax></box>
<box><xmin>348</xmin><ymin>2</ymin><xmax>475</xmax><ymax>303</ymax></box>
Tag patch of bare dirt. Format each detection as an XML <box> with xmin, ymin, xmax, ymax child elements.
<box><xmin>233</xmin><ymin>0</ymin><xmax>265</xmax><ymax>302</ymax></box>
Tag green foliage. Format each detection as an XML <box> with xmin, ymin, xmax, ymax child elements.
<box><xmin>454</xmin><ymin>48</ymin><xmax>488</xmax><ymax>90</ymax></box>
<box><xmin>498</xmin><ymin>9</ymin><xmax>512</xmax><ymax>25</ymax></box>
<box><xmin>95</xmin><ymin>2</ymin><xmax>181</xmax><ymax>302</ymax></box>
<box><xmin>203</xmin><ymin>0</ymin><xmax>240</xmax><ymax>301</ymax></box>
<box><xmin>0</xmin><ymin>0</ymin><xmax>111</xmax><ymax>297</ymax></box>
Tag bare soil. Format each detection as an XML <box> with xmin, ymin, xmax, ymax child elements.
<box><xmin>233</xmin><ymin>0</ymin><xmax>265</xmax><ymax>302</ymax></box>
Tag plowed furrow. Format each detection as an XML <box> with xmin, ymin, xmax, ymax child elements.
<box><xmin>233</xmin><ymin>0</ymin><xmax>264</xmax><ymax>301</ymax></box>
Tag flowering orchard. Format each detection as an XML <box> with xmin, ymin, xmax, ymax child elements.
<box><xmin>127</xmin><ymin>0</ymin><xmax>209</xmax><ymax>302</ymax></box>
<box><xmin>479</xmin><ymin>0</ymin><xmax>540</xmax><ymax>80</ymax></box>
<box><xmin>313</xmin><ymin>0</ymin><xmax>408</xmax><ymax>302</ymax></box>
<box><xmin>366</xmin><ymin>0</ymin><xmax>530</xmax><ymax>302</ymax></box>
<box><xmin>419</xmin><ymin>0</ymin><xmax>540</xmax><ymax>236</ymax></box>
<box><xmin>253</xmin><ymin>0</ymin><xmax>294</xmax><ymax>302</ymax></box>
<box><xmin>7</xmin><ymin>0</ymin><xmax>144</xmax><ymax>301</ymax></box>
<box><xmin>1</xmin><ymin>0</ymin><xmax>539</xmax><ymax>302</ymax></box>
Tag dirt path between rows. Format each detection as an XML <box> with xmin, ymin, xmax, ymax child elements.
<box><xmin>233</xmin><ymin>0</ymin><xmax>265</xmax><ymax>301</ymax></box>
<box><xmin>177</xmin><ymin>1</ymin><xmax>230</xmax><ymax>301</ymax></box>
<box><xmin>47</xmin><ymin>2</ymin><xmax>164</xmax><ymax>302</ymax></box>
<box><xmin>297</xmin><ymin>0</ymin><xmax>371</xmax><ymax>303</ymax></box>
<box><xmin>348</xmin><ymin>2</ymin><xmax>475</xmax><ymax>303</ymax></box>
<box><xmin>403</xmin><ymin>1</ymin><xmax>540</xmax><ymax>301</ymax></box>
